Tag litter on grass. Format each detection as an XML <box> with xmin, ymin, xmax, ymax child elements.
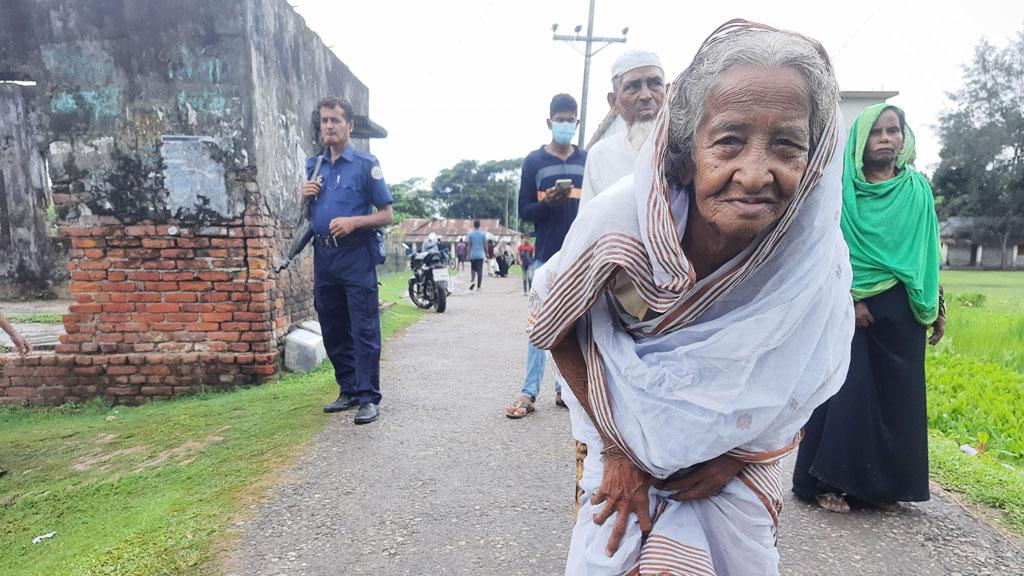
<box><xmin>32</xmin><ymin>532</ymin><xmax>57</xmax><ymax>544</ymax></box>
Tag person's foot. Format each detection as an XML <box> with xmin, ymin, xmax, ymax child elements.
<box><xmin>555</xmin><ymin>392</ymin><xmax>567</xmax><ymax>408</ymax></box>
<box><xmin>815</xmin><ymin>492</ymin><xmax>851</xmax><ymax>514</ymax></box>
<box><xmin>469</xmin><ymin>282</ymin><xmax>475</xmax><ymax>290</ymax></box>
<box><xmin>354</xmin><ymin>402</ymin><xmax>380</xmax><ymax>424</ymax></box>
<box><xmin>505</xmin><ymin>395</ymin><xmax>535</xmax><ymax>419</ymax></box>
<box><xmin>324</xmin><ymin>395</ymin><xmax>359</xmax><ymax>413</ymax></box>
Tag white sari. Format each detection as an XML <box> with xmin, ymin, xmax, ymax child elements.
<box><xmin>527</xmin><ymin>20</ymin><xmax>855</xmax><ymax>576</ymax></box>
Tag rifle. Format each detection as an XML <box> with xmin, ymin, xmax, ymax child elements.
<box><xmin>275</xmin><ymin>156</ymin><xmax>324</xmax><ymax>273</ymax></box>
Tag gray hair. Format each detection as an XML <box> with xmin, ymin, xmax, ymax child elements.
<box><xmin>664</xmin><ymin>30</ymin><xmax>838</xmax><ymax>187</ymax></box>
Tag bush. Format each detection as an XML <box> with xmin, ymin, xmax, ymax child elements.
<box><xmin>927</xmin><ymin>350</ymin><xmax>1024</xmax><ymax>462</ymax></box>
<box><xmin>956</xmin><ymin>291</ymin><xmax>988</xmax><ymax>308</ymax></box>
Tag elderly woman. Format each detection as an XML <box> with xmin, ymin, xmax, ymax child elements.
<box><xmin>527</xmin><ymin>21</ymin><xmax>854</xmax><ymax>575</ymax></box>
<box><xmin>792</xmin><ymin>104</ymin><xmax>944</xmax><ymax>513</ymax></box>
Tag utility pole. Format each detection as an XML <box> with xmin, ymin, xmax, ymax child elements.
<box><xmin>552</xmin><ymin>1</ymin><xmax>628</xmax><ymax>148</ymax></box>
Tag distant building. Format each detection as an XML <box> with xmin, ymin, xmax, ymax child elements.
<box><xmin>397</xmin><ymin>218</ymin><xmax>521</xmax><ymax>251</ymax></box>
<box><xmin>839</xmin><ymin>91</ymin><xmax>899</xmax><ymax>130</ymax></box>
<box><xmin>940</xmin><ymin>217</ymin><xmax>1024</xmax><ymax>269</ymax></box>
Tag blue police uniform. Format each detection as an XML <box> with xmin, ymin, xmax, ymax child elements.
<box><xmin>306</xmin><ymin>144</ymin><xmax>393</xmax><ymax>406</ymax></box>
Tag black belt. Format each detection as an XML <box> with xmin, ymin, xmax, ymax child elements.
<box><xmin>313</xmin><ymin>234</ymin><xmax>364</xmax><ymax>248</ymax></box>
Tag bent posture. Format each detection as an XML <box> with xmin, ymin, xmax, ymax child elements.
<box><xmin>528</xmin><ymin>21</ymin><xmax>854</xmax><ymax>575</ymax></box>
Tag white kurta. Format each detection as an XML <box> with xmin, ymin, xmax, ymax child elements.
<box><xmin>581</xmin><ymin>131</ymin><xmax>638</xmax><ymax>208</ymax></box>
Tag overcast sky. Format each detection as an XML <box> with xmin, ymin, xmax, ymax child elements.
<box><xmin>292</xmin><ymin>0</ymin><xmax>1024</xmax><ymax>185</ymax></box>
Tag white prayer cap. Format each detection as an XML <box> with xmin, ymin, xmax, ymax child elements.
<box><xmin>611</xmin><ymin>50</ymin><xmax>662</xmax><ymax>79</ymax></box>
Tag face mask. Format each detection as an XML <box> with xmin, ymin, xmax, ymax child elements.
<box><xmin>551</xmin><ymin>121</ymin><xmax>577</xmax><ymax>145</ymax></box>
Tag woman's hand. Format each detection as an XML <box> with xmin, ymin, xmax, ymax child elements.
<box><xmin>659</xmin><ymin>455</ymin><xmax>745</xmax><ymax>501</ymax></box>
<box><xmin>854</xmin><ymin>301</ymin><xmax>874</xmax><ymax>328</ymax></box>
<box><xmin>591</xmin><ymin>449</ymin><xmax>654</xmax><ymax>557</ymax></box>
<box><xmin>929</xmin><ymin>316</ymin><xmax>945</xmax><ymax>345</ymax></box>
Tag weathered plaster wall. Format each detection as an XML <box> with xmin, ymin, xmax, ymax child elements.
<box><xmin>244</xmin><ymin>0</ymin><xmax>372</xmax><ymax>336</ymax></box>
<box><xmin>0</xmin><ymin>0</ymin><xmax>381</xmax><ymax>405</ymax></box>
<box><xmin>0</xmin><ymin>84</ymin><xmax>69</xmax><ymax>298</ymax></box>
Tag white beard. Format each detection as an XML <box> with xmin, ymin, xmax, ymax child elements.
<box><xmin>627</xmin><ymin>119</ymin><xmax>656</xmax><ymax>151</ymax></box>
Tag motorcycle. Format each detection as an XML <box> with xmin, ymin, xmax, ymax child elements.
<box><xmin>408</xmin><ymin>249</ymin><xmax>451</xmax><ymax>313</ymax></box>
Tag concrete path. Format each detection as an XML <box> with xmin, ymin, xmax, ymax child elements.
<box><xmin>226</xmin><ymin>274</ymin><xmax>1024</xmax><ymax>575</ymax></box>
<box><xmin>0</xmin><ymin>299</ymin><xmax>69</xmax><ymax>351</ymax></box>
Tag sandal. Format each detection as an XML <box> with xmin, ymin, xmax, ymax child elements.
<box><xmin>506</xmin><ymin>396</ymin><xmax>535</xmax><ymax>419</ymax></box>
<box><xmin>815</xmin><ymin>492</ymin><xmax>851</xmax><ymax>514</ymax></box>
<box><xmin>555</xmin><ymin>392</ymin><xmax>567</xmax><ymax>408</ymax></box>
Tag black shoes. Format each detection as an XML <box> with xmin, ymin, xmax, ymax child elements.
<box><xmin>354</xmin><ymin>402</ymin><xmax>379</xmax><ymax>425</ymax></box>
<box><xmin>323</xmin><ymin>395</ymin><xmax>359</xmax><ymax>413</ymax></box>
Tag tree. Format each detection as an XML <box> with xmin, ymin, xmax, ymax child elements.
<box><xmin>932</xmin><ymin>32</ymin><xmax>1024</xmax><ymax>267</ymax></box>
<box><xmin>431</xmin><ymin>159</ymin><xmax>522</xmax><ymax>226</ymax></box>
<box><xmin>389</xmin><ymin>177</ymin><xmax>434</xmax><ymax>222</ymax></box>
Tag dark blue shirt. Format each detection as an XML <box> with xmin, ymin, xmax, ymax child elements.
<box><xmin>517</xmin><ymin>145</ymin><xmax>587</xmax><ymax>262</ymax></box>
<box><xmin>307</xmin><ymin>144</ymin><xmax>393</xmax><ymax>236</ymax></box>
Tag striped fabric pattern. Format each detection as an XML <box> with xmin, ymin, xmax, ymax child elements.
<box><xmin>530</xmin><ymin>19</ymin><xmax>839</xmax><ymax>469</ymax></box>
<box><xmin>638</xmin><ymin>535</ymin><xmax>718</xmax><ymax>575</ymax></box>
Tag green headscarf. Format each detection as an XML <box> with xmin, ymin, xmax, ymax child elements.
<box><xmin>841</xmin><ymin>103</ymin><xmax>941</xmax><ymax>325</ymax></box>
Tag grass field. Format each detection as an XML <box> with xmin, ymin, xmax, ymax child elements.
<box><xmin>0</xmin><ymin>273</ymin><xmax>423</xmax><ymax>576</ymax></box>
<box><xmin>927</xmin><ymin>270</ymin><xmax>1024</xmax><ymax>533</ymax></box>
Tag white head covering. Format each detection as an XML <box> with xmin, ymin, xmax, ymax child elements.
<box><xmin>528</xmin><ymin>20</ymin><xmax>853</xmax><ymax>478</ymax></box>
<box><xmin>611</xmin><ymin>50</ymin><xmax>662</xmax><ymax>80</ymax></box>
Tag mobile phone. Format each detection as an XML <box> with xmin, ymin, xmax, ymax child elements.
<box><xmin>555</xmin><ymin>179</ymin><xmax>572</xmax><ymax>192</ymax></box>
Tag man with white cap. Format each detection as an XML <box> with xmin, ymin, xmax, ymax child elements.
<box><xmin>579</xmin><ymin>50</ymin><xmax>665</xmax><ymax>207</ymax></box>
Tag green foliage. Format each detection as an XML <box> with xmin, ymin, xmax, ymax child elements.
<box><xmin>924</xmin><ymin>271</ymin><xmax>1024</xmax><ymax>533</ymax></box>
<box><xmin>389</xmin><ymin>177</ymin><xmax>434</xmax><ymax>222</ymax></box>
<box><xmin>431</xmin><ymin>159</ymin><xmax>522</xmax><ymax>225</ymax></box>
<box><xmin>0</xmin><ymin>274</ymin><xmax>423</xmax><ymax>576</ymax></box>
<box><xmin>932</xmin><ymin>31</ymin><xmax>1024</xmax><ymax>260</ymax></box>
<box><xmin>929</xmin><ymin>431</ymin><xmax>1024</xmax><ymax>531</ymax></box>
<box><xmin>927</xmin><ymin>351</ymin><xmax>1024</xmax><ymax>461</ymax></box>
<box><xmin>955</xmin><ymin>291</ymin><xmax>988</xmax><ymax>308</ymax></box>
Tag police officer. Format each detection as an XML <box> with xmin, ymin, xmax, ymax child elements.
<box><xmin>303</xmin><ymin>96</ymin><xmax>394</xmax><ymax>424</ymax></box>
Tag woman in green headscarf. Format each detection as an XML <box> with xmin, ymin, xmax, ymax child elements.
<box><xmin>793</xmin><ymin>104</ymin><xmax>946</xmax><ymax>512</ymax></box>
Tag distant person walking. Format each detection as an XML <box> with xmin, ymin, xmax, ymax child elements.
<box><xmin>467</xmin><ymin>220</ymin><xmax>486</xmax><ymax>290</ymax></box>
<box><xmin>793</xmin><ymin>104</ymin><xmax>945</xmax><ymax>513</ymax></box>
<box><xmin>455</xmin><ymin>237</ymin><xmax>467</xmax><ymax>271</ymax></box>
<box><xmin>505</xmin><ymin>93</ymin><xmax>586</xmax><ymax>419</ymax></box>
<box><xmin>518</xmin><ymin>237</ymin><xmax>535</xmax><ymax>294</ymax></box>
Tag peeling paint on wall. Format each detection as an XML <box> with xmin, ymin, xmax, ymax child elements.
<box><xmin>159</xmin><ymin>135</ymin><xmax>231</xmax><ymax>218</ymax></box>
<box><xmin>50</xmin><ymin>87</ymin><xmax>123</xmax><ymax>119</ymax></box>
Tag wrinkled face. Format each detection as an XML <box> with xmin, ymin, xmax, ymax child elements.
<box><xmin>615</xmin><ymin>66</ymin><xmax>666</xmax><ymax>124</ymax></box>
<box><xmin>687</xmin><ymin>66</ymin><xmax>811</xmax><ymax>240</ymax></box>
<box><xmin>320</xmin><ymin>106</ymin><xmax>352</xmax><ymax>148</ymax></box>
<box><xmin>864</xmin><ymin>109</ymin><xmax>903</xmax><ymax>165</ymax></box>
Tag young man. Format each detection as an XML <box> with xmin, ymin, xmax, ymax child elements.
<box><xmin>455</xmin><ymin>237</ymin><xmax>467</xmax><ymax>271</ymax></box>
<box><xmin>580</xmin><ymin>50</ymin><xmax>665</xmax><ymax>207</ymax></box>
<box><xmin>505</xmin><ymin>93</ymin><xmax>587</xmax><ymax>419</ymax></box>
<box><xmin>303</xmin><ymin>96</ymin><xmax>394</xmax><ymax>425</ymax></box>
<box><xmin>467</xmin><ymin>220</ymin><xmax>486</xmax><ymax>290</ymax></box>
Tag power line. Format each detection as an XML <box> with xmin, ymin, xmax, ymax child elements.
<box><xmin>552</xmin><ymin>0</ymin><xmax>628</xmax><ymax>148</ymax></box>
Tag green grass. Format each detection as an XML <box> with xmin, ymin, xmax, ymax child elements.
<box><xmin>0</xmin><ymin>273</ymin><xmax>422</xmax><ymax>576</ymax></box>
<box><xmin>925</xmin><ymin>270</ymin><xmax>1024</xmax><ymax>532</ymax></box>
<box><xmin>929</xmin><ymin>431</ymin><xmax>1024</xmax><ymax>530</ymax></box>
<box><xmin>940</xmin><ymin>271</ymin><xmax>1024</xmax><ymax>373</ymax></box>
<box><xmin>4</xmin><ymin>313</ymin><xmax>64</xmax><ymax>325</ymax></box>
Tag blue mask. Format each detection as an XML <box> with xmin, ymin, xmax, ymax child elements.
<box><xmin>551</xmin><ymin>121</ymin><xmax>577</xmax><ymax>145</ymax></box>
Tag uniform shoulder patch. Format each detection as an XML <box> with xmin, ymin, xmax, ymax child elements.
<box><xmin>371</xmin><ymin>165</ymin><xmax>384</xmax><ymax>180</ymax></box>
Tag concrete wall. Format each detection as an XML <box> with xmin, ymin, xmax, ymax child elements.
<box><xmin>0</xmin><ymin>0</ymin><xmax>381</xmax><ymax>405</ymax></box>
<box><xmin>0</xmin><ymin>84</ymin><xmax>69</xmax><ymax>298</ymax></box>
<box><xmin>243</xmin><ymin>0</ymin><xmax>371</xmax><ymax>335</ymax></box>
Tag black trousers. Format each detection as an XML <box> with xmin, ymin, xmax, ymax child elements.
<box><xmin>470</xmin><ymin>258</ymin><xmax>483</xmax><ymax>288</ymax></box>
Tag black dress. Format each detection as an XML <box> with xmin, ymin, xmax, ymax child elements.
<box><xmin>792</xmin><ymin>283</ymin><xmax>930</xmax><ymax>504</ymax></box>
